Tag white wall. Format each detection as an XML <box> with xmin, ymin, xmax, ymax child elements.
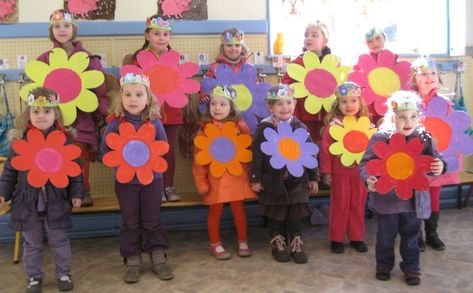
<box><xmin>466</xmin><ymin>0</ymin><xmax>473</xmax><ymax>46</ymax></box>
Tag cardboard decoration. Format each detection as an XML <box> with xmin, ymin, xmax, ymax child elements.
<box><xmin>64</xmin><ymin>0</ymin><xmax>116</xmax><ymax>20</ymax></box>
<box><xmin>0</xmin><ymin>0</ymin><xmax>17</xmax><ymax>23</ymax></box>
<box><xmin>365</xmin><ymin>132</ymin><xmax>434</xmax><ymax>200</ymax></box>
<box><xmin>286</xmin><ymin>51</ymin><xmax>351</xmax><ymax>115</ymax></box>
<box><xmin>201</xmin><ymin>63</ymin><xmax>272</xmax><ymax>133</ymax></box>
<box><xmin>423</xmin><ymin>96</ymin><xmax>473</xmax><ymax>171</ymax></box>
<box><xmin>19</xmin><ymin>48</ymin><xmax>104</xmax><ymax>126</ymax></box>
<box><xmin>329</xmin><ymin>116</ymin><xmax>377</xmax><ymax>167</ymax></box>
<box><xmin>11</xmin><ymin>129</ymin><xmax>81</xmax><ymax>188</ymax></box>
<box><xmin>260</xmin><ymin>122</ymin><xmax>319</xmax><ymax>177</ymax></box>
<box><xmin>194</xmin><ymin>121</ymin><xmax>252</xmax><ymax>177</ymax></box>
<box><xmin>121</xmin><ymin>50</ymin><xmax>200</xmax><ymax>109</ymax></box>
<box><xmin>102</xmin><ymin>121</ymin><xmax>169</xmax><ymax>185</ymax></box>
<box><xmin>348</xmin><ymin>50</ymin><xmax>411</xmax><ymax>116</ymax></box>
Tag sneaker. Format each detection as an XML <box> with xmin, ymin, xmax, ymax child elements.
<box><xmin>331</xmin><ymin>241</ymin><xmax>345</xmax><ymax>253</ymax></box>
<box><xmin>375</xmin><ymin>271</ymin><xmax>391</xmax><ymax>281</ymax></box>
<box><xmin>237</xmin><ymin>241</ymin><xmax>251</xmax><ymax>257</ymax></box>
<box><xmin>404</xmin><ymin>271</ymin><xmax>421</xmax><ymax>286</ymax></box>
<box><xmin>151</xmin><ymin>262</ymin><xmax>174</xmax><ymax>281</ymax></box>
<box><xmin>270</xmin><ymin>234</ymin><xmax>291</xmax><ymax>262</ymax></box>
<box><xmin>26</xmin><ymin>277</ymin><xmax>42</xmax><ymax>293</ymax></box>
<box><xmin>209</xmin><ymin>243</ymin><xmax>231</xmax><ymax>260</ymax></box>
<box><xmin>290</xmin><ymin>235</ymin><xmax>308</xmax><ymax>264</ymax></box>
<box><xmin>57</xmin><ymin>274</ymin><xmax>73</xmax><ymax>291</ymax></box>
<box><xmin>164</xmin><ymin>186</ymin><xmax>181</xmax><ymax>202</ymax></box>
<box><xmin>350</xmin><ymin>241</ymin><xmax>368</xmax><ymax>253</ymax></box>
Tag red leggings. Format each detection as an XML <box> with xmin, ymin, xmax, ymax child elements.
<box><xmin>208</xmin><ymin>201</ymin><xmax>247</xmax><ymax>244</ymax></box>
<box><xmin>429</xmin><ymin>186</ymin><xmax>441</xmax><ymax>212</ymax></box>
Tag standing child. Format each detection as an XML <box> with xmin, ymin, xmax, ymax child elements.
<box><xmin>251</xmin><ymin>84</ymin><xmax>319</xmax><ymax>264</ymax></box>
<box><xmin>364</xmin><ymin>27</ymin><xmax>388</xmax><ymax>61</ymax></box>
<box><xmin>193</xmin><ymin>85</ymin><xmax>255</xmax><ymax>260</ymax></box>
<box><xmin>360</xmin><ymin>90</ymin><xmax>446</xmax><ymax>286</ymax></box>
<box><xmin>0</xmin><ymin>87</ymin><xmax>83</xmax><ymax>293</ymax></box>
<box><xmin>37</xmin><ymin>9</ymin><xmax>108</xmax><ymax>207</ymax></box>
<box><xmin>101</xmin><ymin>73</ymin><xmax>173</xmax><ymax>283</ymax></box>
<box><xmin>320</xmin><ymin>82</ymin><xmax>372</xmax><ymax>253</ymax></box>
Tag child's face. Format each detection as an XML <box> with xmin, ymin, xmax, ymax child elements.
<box><xmin>415</xmin><ymin>69</ymin><xmax>439</xmax><ymax>97</ymax></box>
<box><xmin>394</xmin><ymin>109</ymin><xmax>420</xmax><ymax>136</ymax></box>
<box><xmin>30</xmin><ymin>107</ymin><xmax>56</xmax><ymax>131</ymax></box>
<box><xmin>223</xmin><ymin>43</ymin><xmax>243</xmax><ymax>61</ymax></box>
<box><xmin>209</xmin><ymin>95</ymin><xmax>231</xmax><ymax>121</ymax></box>
<box><xmin>268</xmin><ymin>98</ymin><xmax>296</xmax><ymax>121</ymax></box>
<box><xmin>366</xmin><ymin>35</ymin><xmax>385</xmax><ymax>54</ymax></box>
<box><xmin>304</xmin><ymin>26</ymin><xmax>328</xmax><ymax>55</ymax></box>
<box><xmin>146</xmin><ymin>28</ymin><xmax>171</xmax><ymax>53</ymax></box>
<box><xmin>122</xmin><ymin>83</ymin><xmax>149</xmax><ymax>116</ymax></box>
<box><xmin>51</xmin><ymin>22</ymin><xmax>74</xmax><ymax>44</ymax></box>
<box><xmin>339</xmin><ymin>95</ymin><xmax>360</xmax><ymax>117</ymax></box>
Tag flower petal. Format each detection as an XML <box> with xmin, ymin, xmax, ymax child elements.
<box><xmin>116</xmin><ymin>166</ymin><xmax>136</xmax><ymax>183</ymax></box>
<box><xmin>81</xmin><ymin>70</ymin><xmax>105</xmax><ymax>89</ymax></box>
<box><xmin>102</xmin><ymin>151</ymin><xmax>122</xmax><ymax>167</ymax></box>
<box><xmin>287</xmin><ymin>160</ymin><xmax>304</xmax><ymax>177</ymax></box>
<box><xmin>25</xmin><ymin>61</ymin><xmax>49</xmax><ymax>84</ymax></box>
<box><xmin>67</xmin><ymin>51</ymin><xmax>89</xmax><ymax>73</ymax></box>
<box><xmin>136</xmin><ymin>168</ymin><xmax>153</xmax><ymax>185</ymax></box>
<box><xmin>286</xmin><ymin>63</ymin><xmax>307</xmax><ymax>82</ymax></box>
<box><xmin>227</xmin><ymin>160</ymin><xmax>243</xmax><ymax>176</ymax></box>
<box><xmin>209</xmin><ymin>161</ymin><xmax>226</xmax><ymax>177</ymax></box>
<box><xmin>49</xmin><ymin>172</ymin><xmax>70</xmax><ymax>189</ymax></box>
<box><xmin>49</xmin><ymin>48</ymin><xmax>68</xmax><ymax>69</ymax></box>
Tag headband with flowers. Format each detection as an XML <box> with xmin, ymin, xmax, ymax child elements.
<box><xmin>28</xmin><ymin>93</ymin><xmax>60</xmax><ymax>107</ymax></box>
<box><xmin>308</xmin><ymin>20</ymin><xmax>329</xmax><ymax>39</ymax></box>
<box><xmin>146</xmin><ymin>16</ymin><xmax>173</xmax><ymax>31</ymax></box>
<box><xmin>389</xmin><ymin>91</ymin><xmax>421</xmax><ymax>112</ymax></box>
<box><xmin>211</xmin><ymin>85</ymin><xmax>237</xmax><ymax>101</ymax></box>
<box><xmin>365</xmin><ymin>27</ymin><xmax>386</xmax><ymax>41</ymax></box>
<box><xmin>221</xmin><ymin>30</ymin><xmax>244</xmax><ymax>45</ymax></box>
<box><xmin>120</xmin><ymin>73</ymin><xmax>150</xmax><ymax>88</ymax></box>
<box><xmin>267</xmin><ymin>85</ymin><xmax>295</xmax><ymax>100</ymax></box>
<box><xmin>411</xmin><ymin>56</ymin><xmax>437</xmax><ymax>76</ymax></box>
<box><xmin>337</xmin><ymin>82</ymin><xmax>362</xmax><ymax>97</ymax></box>
<box><xmin>50</xmin><ymin>10</ymin><xmax>75</xmax><ymax>27</ymax></box>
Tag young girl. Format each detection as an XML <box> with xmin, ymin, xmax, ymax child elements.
<box><xmin>250</xmin><ymin>84</ymin><xmax>319</xmax><ymax>264</ymax></box>
<box><xmin>282</xmin><ymin>21</ymin><xmax>331</xmax><ymax>143</ymax></box>
<box><xmin>0</xmin><ymin>87</ymin><xmax>83</xmax><ymax>293</ymax></box>
<box><xmin>37</xmin><ymin>9</ymin><xmax>108</xmax><ymax>207</ymax></box>
<box><xmin>101</xmin><ymin>72</ymin><xmax>173</xmax><ymax>283</ymax></box>
<box><xmin>193</xmin><ymin>85</ymin><xmax>255</xmax><ymax>260</ymax></box>
<box><xmin>320</xmin><ymin>82</ymin><xmax>371</xmax><ymax>253</ymax></box>
<box><xmin>364</xmin><ymin>27</ymin><xmax>387</xmax><ymax>60</ymax></box>
<box><xmin>123</xmin><ymin>14</ymin><xmax>181</xmax><ymax>202</ymax></box>
<box><xmin>360</xmin><ymin>90</ymin><xmax>445</xmax><ymax>286</ymax></box>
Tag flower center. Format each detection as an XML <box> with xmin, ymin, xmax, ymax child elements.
<box><xmin>232</xmin><ymin>84</ymin><xmax>252</xmax><ymax>111</ymax></box>
<box><xmin>35</xmin><ymin>147</ymin><xmax>63</xmax><ymax>173</ymax></box>
<box><xmin>368</xmin><ymin>67</ymin><xmax>400</xmax><ymax>97</ymax></box>
<box><xmin>210</xmin><ymin>137</ymin><xmax>236</xmax><ymax>163</ymax></box>
<box><xmin>386</xmin><ymin>152</ymin><xmax>414</xmax><ymax>180</ymax></box>
<box><xmin>122</xmin><ymin>140</ymin><xmax>150</xmax><ymax>167</ymax></box>
<box><xmin>147</xmin><ymin>65</ymin><xmax>179</xmax><ymax>95</ymax></box>
<box><xmin>423</xmin><ymin>117</ymin><xmax>452</xmax><ymax>152</ymax></box>
<box><xmin>44</xmin><ymin>68</ymin><xmax>82</xmax><ymax>103</ymax></box>
<box><xmin>304</xmin><ymin>69</ymin><xmax>337</xmax><ymax>98</ymax></box>
<box><xmin>343</xmin><ymin>130</ymin><xmax>369</xmax><ymax>153</ymax></box>
<box><xmin>278</xmin><ymin>138</ymin><xmax>301</xmax><ymax>160</ymax></box>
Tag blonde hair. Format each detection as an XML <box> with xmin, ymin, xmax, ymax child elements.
<box><xmin>324</xmin><ymin>95</ymin><xmax>370</xmax><ymax>125</ymax></box>
<box><xmin>379</xmin><ymin>90</ymin><xmax>422</xmax><ymax>132</ymax></box>
<box><xmin>109</xmin><ymin>84</ymin><xmax>160</xmax><ymax>122</ymax></box>
<box><xmin>199</xmin><ymin>95</ymin><xmax>241</xmax><ymax>124</ymax></box>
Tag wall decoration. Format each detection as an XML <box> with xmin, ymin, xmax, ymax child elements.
<box><xmin>64</xmin><ymin>0</ymin><xmax>116</xmax><ymax>20</ymax></box>
<box><xmin>0</xmin><ymin>0</ymin><xmax>18</xmax><ymax>24</ymax></box>
<box><xmin>158</xmin><ymin>0</ymin><xmax>207</xmax><ymax>20</ymax></box>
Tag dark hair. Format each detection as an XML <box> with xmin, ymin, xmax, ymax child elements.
<box><xmin>48</xmin><ymin>9</ymin><xmax>78</xmax><ymax>43</ymax></box>
<box><xmin>132</xmin><ymin>14</ymin><xmax>173</xmax><ymax>61</ymax></box>
<box><xmin>200</xmin><ymin>95</ymin><xmax>241</xmax><ymax>124</ymax></box>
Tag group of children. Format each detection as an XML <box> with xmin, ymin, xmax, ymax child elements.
<box><xmin>0</xmin><ymin>9</ymin><xmax>456</xmax><ymax>292</ymax></box>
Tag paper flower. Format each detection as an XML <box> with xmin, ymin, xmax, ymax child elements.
<box><xmin>423</xmin><ymin>96</ymin><xmax>473</xmax><ymax>171</ymax></box>
<box><xmin>121</xmin><ymin>50</ymin><xmax>200</xmax><ymax>109</ymax></box>
<box><xmin>329</xmin><ymin>116</ymin><xmax>377</xmax><ymax>166</ymax></box>
<box><xmin>102</xmin><ymin>122</ymin><xmax>169</xmax><ymax>185</ymax></box>
<box><xmin>11</xmin><ymin>129</ymin><xmax>81</xmax><ymax>188</ymax></box>
<box><xmin>365</xmin><ymin>133</ymin><xmax>434</xmax><ymax>199</ymax></box>
<box><xmin>201</xmin><ymin>64</ymin><xmax>272</xmax><ymax>133</ymax></box>
<box><xmin>349</xmin><ymin>50</ymin><xmax>411</xmax><ymax>116</ymax></box>
<box><xmin>261</xmin><ymin>122</ymin><xmax>319</xmax><ymax>177</ymax></box>
<box><xmin>286</xmin><ymin>51</ymin><xmax>351</xmax><ymax>115</ymax></box>
<box><xmin>20</xmin><ymin>48</ymin><xmax>104</xmax><ymax>126</ymax></box>
<box><xmin>194</xmin><ymin>121</ymin><xmax>252</xmax><ymax>177</ymax></box>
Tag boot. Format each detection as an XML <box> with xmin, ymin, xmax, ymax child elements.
<box><xmin>124</xmin><ymin>255</ymin><xmax>141</xmax><ymax>283</ymax></box>
<box><xmin>418</xmin><ymin>233</ymin><xmax>425</xmax><ymax>252</ymax></box>
<box><xmin>425</xmin><ymin>212</ymin><xmax>445</xmax><ymax>251</ymax></box>
<box><xmin>290</xmin><ymin>234</ymin><xmax>308</xmax><ymax>264</ymax></box>
<box><xmin>270</xmin><ymin>234</ymin><xmax>291</xmax><ymax>262</ymax></box>
<box><xmin>150</xmin><ymin>249</ymin><xmax>174</xmax><ymax>280</ymax></box>
<box><xmin>81</xmin><ymin>189</ymin><xmax>93</xmax><ymax>207</ymax></box>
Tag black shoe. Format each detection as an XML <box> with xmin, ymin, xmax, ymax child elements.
<box><xmin>331</xmin><ymin>241</ymin><xmax>344</xmax><ymax>253</ymax></box>
<box><xmin>350</xmin><ymin>241</ymin><xmax>368</xmax><ymax>253</ymax></box>
<box><xmin>375</xmin><ymin>271</ymin><xmax>391</xmax><ymax>281</ymax></box>
<box><xmin>26</xmin><ymin>277</ymin><xmax>42</xmax><ymax>293</ymax></box>
<box><xmin>290</xmin><ymin>235</ymin><xmax>308</xmax><ymax>264</ymax></box>
<box><xmin>418</xmin><ymin>234</ymin><xmax>426</xmax><ymax>252</ymax></box>
<box><xmin>57</xmin><ymin>274</ymin><xmax>73</xmax><ymax>291</ymax></box>
<box><xmin>426</xmin><ymin>233</ymin><xmax>445</xmax><ymax>251</ymax></box>
<box><xmin>270</xmin><ymin>234</ymin><xmax>291</xmax><ymax>262</ymax></box>
<box><xmin>404</xmin><ymin>271</ymin><xmax>421</xmax><ymax>286</ymax></box>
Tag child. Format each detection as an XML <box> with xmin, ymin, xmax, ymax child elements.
<box><xmin>0</xmin><ymin>87</ymin><xmax>83</xmax><ymax>293</ymax></box>
<box><xmin>360</xmin><ymin>90</ymin><xmax>446</xmax><ymax>286</ymax></box>
<box><xmin>250</xmin><ymin>84</ymin><xmax>319</xmax><ymax>264</ymax></box>
<box><xmin>282</xmin><ymin>21</ymin><xmax>331</xmax><ymax>143</ymax></box>
<box><xmin>364</xmin><ymin>27</ymin><xmax>388</xmax><ymax>60</ymax></box>
<box><xmin>101</xmin><ymin>73</ymin><xmax>173</xmax><ymax>282</ymax></box>
<box><xmin>320</xmin><ymin>82</ymin><xmax>371</xmax><ymax>253</ymax></box>
<box><xmin>37</xmin><ymin>9</ymin><xmax>108</xmax><ymax>207</ymax></box>
<box><xmin>123</xmin><ymin>14</ymin><xmax>181</xmax><ymax>202</ymax></box>
<box><xmin>193</xmin><ymin>85</ymin><xmax>255</xmax><ymax>260</ymax></box>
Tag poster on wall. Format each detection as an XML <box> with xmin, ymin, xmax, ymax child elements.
<box><xmin>158</xmin><ymin>0</ymin><xmax>207</xmax><ymax>20</ymax></box>
<box><xmin>0</xmin><ymin>0</ymin><xmax>18</xmax><ymax>24</ymax></box>
<box><xmin>64</xmin><ymin>0</ymin><xmax>116</xmax><ymax>20</ymax></box>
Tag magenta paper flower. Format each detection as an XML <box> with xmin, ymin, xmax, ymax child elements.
<box><xmin>349</xmin><ymin>50</ymin><xmax>411</xmax><ymax>116</ymax></box>
<box><xmin>121</xmin><ymin>50</ymin><xmax>200</xmax><ymax>108</ymax></box>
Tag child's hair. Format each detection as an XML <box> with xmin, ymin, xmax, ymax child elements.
<box><xmin>48</xmin><ymin>9</ymin><xmax>78</xmax><ymax>43</ymax></box>
<box><xmin>306</xmin><ymin>20</ymin><xmax>330</xmax><ymax>39</ymax></box>
<box><xmin>133</xmin><ymin>14</ymin><xmax>173</xmax><ymax>60</ymax></box>
<box><xmin>218</xmin><ymin>28</ymin><xmax>249</xmax><ymax>59</ymax></box>
<box><xmin>200</xmin><ymin>85</ymin><xmax>241</xmax><ymax>124</ymax></box>
<box><xmin>409</xmin><ymin>56</ymin><xmax>442</xmax><ymax>92</ymax></box>
<box><xmin>324</xmin><ymin>82</ymin><xmax>369</xmax><ymax>124</ymax></box>
<box><xmin>379</xmin><ymin>90</ymin><xmax>422</xmax><ymax>132</ymax></box>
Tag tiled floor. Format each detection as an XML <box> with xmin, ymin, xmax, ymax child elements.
<box><xmin>1</xmin><ymin>208</ymin><xmax>473</xmax><ymax>293</ymax></box>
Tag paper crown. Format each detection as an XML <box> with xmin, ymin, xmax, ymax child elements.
<box><xmin>221</xmin><ymin>30</ymin><xmax>244</xmax><ymax>45</ymax></box>
<box><xmin>50</xmin><ymin>10</ymin><xmax>75</xmax><ymax>27</ymax></box>
<box><xmin>365</xmin><ymin>27</ymin><xmax>385</xmax><ymax>41</ymax></box>
<box><xmin>146</xmin><ymin>16</ymin><xmax>173</xmax><ymax>31</ymax></box>
<box><xmin>411</xmin><ymin>56</ymin><xmax>437</xmax><ymax>76</ymax></box>
<box><xmin>120</xmin><ymin>73</ymin><xmax>150</xmax><ymax>87</ymax></box>
<box><xmin>211</xmin><ymin>85</ymin><xmax>237</xmax><ymax>101</ymax></box>
<box><xmin>308</xmin><ymin>20</ymin><xmax>329</xmax><ymax>39</ymax></box>
<box><xmin>389</xmin><ymin>90</ymin><xmax>421</xmax><ymax>112</ymax></box>
<box><xmin>337</xmin><ymin>82</ymin><xmax>362</xmax><ymax>97</ymax></box>
<box><xmin>267</xmin><ymin>85</ymin><xmax>295</xmax><ymax>100</ymax></box>
<box><xmin>27</xmin><ymin>93</ymin><xmax>60</xmax><ymax>107</ymax></box>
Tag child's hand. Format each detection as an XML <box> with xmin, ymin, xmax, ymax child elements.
<box><xmin>431</xmin><ymin>158</ymin><xmax>444</xmax><ymax>176</ymax></box>
<box><xmin>322</xmin><ymin>174</ymin><xmax>332</xmax><ymax>186</ymax></box>
<box><xmin>308</xmin><ymin>181</ymin><xmax>318</xmax><ymax>195</ymax></box>
<box><xmin>72</xmin><ymin>198</ymin><xmax>82</xmax><ymax>208</ymax></box>
<box><xmin>251</xmin><ymin>182</ymin><xmax>263</xmax><ymax>192</ymax></box>
<box><xmin>366</xmin><ymin>176</ymin><xmax>378</xmax><ymax>192</ymax></box>
<box><xmin>0</xmin><ymin>196</ymin><xmax>5</xmax><ymax>209</ymax></box>
<box><xmin>198</xmin><ymin>187</ymin><xmax>209</xmax><ymax>196</ymax></box>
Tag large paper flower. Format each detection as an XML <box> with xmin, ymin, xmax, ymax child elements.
<box><xmin>423</xmin><ymin>96</ymin><xmax>473</xmax><ymax>171</ymax></box>
<box><xmin>201</xmin><ymin>64</ymin><xmax>272</xmax><ymax>133</ymax></box>
<box><xmin>102</xmin><ymin>122</ymin><xmax>169</xmax><ymax>185</ymax></box>
<box><xmin>329</xmin><ymin>116</ymin><xmax>377</xmax><ymax>166</ymax></box>
<box><xmin>20</xmin><ymin>48</ymin><xmax>104</xmax><ymax>126</ymax></box>
<box><xmin>194</xmin><ymin>121</ymin><xmax>252</xmax><ymax>177</ymax></box>
<box><xmin>261</xmin><ymin>122</ymin><xmax>319</xmax><ymax>177</ymax></box>
<box><xmin>365</xmin><ymin>133</ymin><xmax>434</xmax><ymax>199</ymax></box>
<box><xmin>349</xmin><ymin>50</ymin><xmax>411</xmax><ymax>116</ymax></box>
<box><xmin>121</xmin><ymin>50</ymin><xmax>200</xmax><ymax>109</ymax></box>
<box><xmin>286</xmin><ymin>51</ymin><xmax>351</xmax><ymax>115</ymax></box>
<box><xmin>11</xmin><ymin>129</ymin><xmax>81</xmax><ymax>188</ymax></box>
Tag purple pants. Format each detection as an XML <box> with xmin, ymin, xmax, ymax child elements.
<box><xmin>115</xmin><ymin>179</ymin><xmax>169</xmax><ymax>257</ymax></box>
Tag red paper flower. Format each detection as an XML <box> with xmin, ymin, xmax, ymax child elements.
<box><xmin>365</xmin><ymin>133</ymin><xmax>434</xmax><ymax>199</ymax></box>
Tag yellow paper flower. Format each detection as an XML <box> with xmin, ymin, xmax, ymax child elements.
<box><xmin>329</xmin><ymin>116</ymin><xmax>377</xmax><ymax>166</ymax></box>
<box><xmin>287</xmin><ymin>51</ymin><xmax>351</xmax><ymax>114</ymax></box>
<box><xmin>20</xmin><ymin>48</ymin><xmax>105</xmax><ymax>126</ymax></box>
